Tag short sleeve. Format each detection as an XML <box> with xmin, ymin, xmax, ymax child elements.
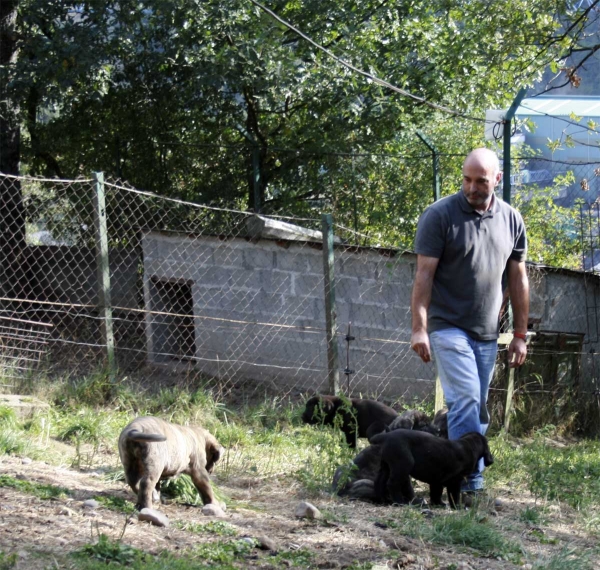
<box><xmin>414</xmin><ymin>206</ymin><xmax>446</xmax><ymax>259</ymax></box>
<box><xmin>509</xmin><ymin>212</ymin><xmax>527</xmax><ymax>262</ymax></box>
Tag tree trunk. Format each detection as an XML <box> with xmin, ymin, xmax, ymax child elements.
<box><xmin>1</xmin><ymin>1</ymin><xmax>27</xmax><ymax>302</ymax></box>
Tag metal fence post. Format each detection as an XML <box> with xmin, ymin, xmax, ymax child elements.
<box><xmin>502</xmin><ymin>87</ymin><xmax>527</xmax><ymax>431</ymax></box>
<box><xmin>93</xmin><ymin>172</ymin><xmax>116</xmax><ymax>379</ymax></box>
<box><xmin>416</xmin><ymin>130</ymin><xmax>441</xmax><ymax>203</ymax></box>
<box><xmin>416</xmin><ymin>131</ymin><xmax>444</xmax><ymax>411</ymax></box>
<box><xmin>502</xmin><ymin>87</ymin><xmax>527</xmax><ymax>205</ymax></box>
<box><xmin>252</xmin><ymin>145</ymin><xmax>261</xmax><ymax>213</ymax></box>
<box><xmin>322</xmin><ymin>213</ymin><xmax>340</xmax><ymax>395</ymax></box>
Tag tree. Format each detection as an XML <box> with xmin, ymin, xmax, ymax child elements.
<box><xmin>5</xmin><ymin>0</ymin><xmax>598</xmax><ymax>255</ymax></box>
<box><xmin>1</xmin><ymin>0</ymin><xmax>26</xmax><ymax>301</ymax></box>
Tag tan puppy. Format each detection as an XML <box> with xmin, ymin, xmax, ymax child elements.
<box><xmin>118</xmin><ymin>416</ymin><xmax>223</xmax><ymax>510</ymax></box>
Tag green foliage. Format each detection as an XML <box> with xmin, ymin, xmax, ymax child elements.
<box><xmin>513</xmin><ymin>174</ymin><xmax>581</xmax><ymax>269</ymax></box>
<box><xmin>0</xmin><ymin>551</ymin><xmax>17</xmax><ymax>570</ymax></box>
<box><xmin>74</xmin><ymin>535</ymin><xmax>150</xmax><ymax>566</ymax></box>
<box><xmin>487</xmin><ymin>434</ymin><xmax>600</xmax><ymax>510</ymax></box>
<box><xmin>74</xmin><ymin>534</ymin><xmax>257</xmax><ymax>570</ymax></box>
<box><xmin>174</xmin><ymin>520</ymin><xmax>238</xmax><ymax>537</ymax></box>
<box><xmin>0</xmin><ymin>430</ymin><xmax>30</xmax><ymax>456</ymax></box>
<box><xmin>192</xmin><ymin>539</ymin><xmax>254</xmax><ymax>565</ymax></box>
<box><xmin>270</xmin><ymin>548</ymin><xmax>315</xmax><ymax>568</ymax></box>
<box><xmin>427</xmin><ymin>511</ymin><xmax>523</xmax><ymax>561</ymax></box>
<box><xmin>146</xmin><ymin>386</ymin><xmax>229</xmax><ymax>430</ymax></box>
<box><xmin>7</xmin><ymin>0</ymin><xmax>591</xmax><ymax>251</ymax></box>
<box><xmin>522</xmin><ymin>437</ymin><xmax>600</xmax><ymax>509</ymax></box>
<box><xmin>55</xmin><ymin>407</ymin><xmax>119</xmax><ymax>468</ymax></box>
<box><xmin>52</xmin><ymin>371</ymin><xmax>132</xmax><ymax>409</ymax></box>
<box><xmin>161</xmin><ymin>474</ymin><xmax>227</xmax><ymax>507</ymax></box>
<box><xmin>93</xmin><ymin>495</ymin><xmax>136</xmax><ymax>514</ymax></box>
<box><xmin>531</xmin><ymin>546</ymin><xmax>595</xmax><ymax>570</ymax></box>
<box><xmin>519</xmin><ymin>506</ymin><xmax>546</xmax><ymax>526</ymax></box>
<box><xmin>377</xmin><ymin>507</ymin><xmax>520</xmax><ymax>561</ymax></box>
<box><xmin>0</xmin><ymin>474</ymin><xmax>71</xmax><ymax>500</ymax></box>
<box><xmin>295</xmin><ymin>426</ymin><xmax>356</xmax><ymax>494</ymax></box>
<box><xmin>0</xmin><ymin>407</ymin><xmax>18</xmax><ymax>428</ymax></box>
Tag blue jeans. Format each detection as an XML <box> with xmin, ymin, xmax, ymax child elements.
<box><xmin>429</xmin><ymin>328</ymin><xmax>498</xmax><ymax>492</ymax></box>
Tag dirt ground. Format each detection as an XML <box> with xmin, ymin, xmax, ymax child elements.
<box><xmin>0</xmin><ymin>442</ymin><xmax>598</xmax><ymax>570</ymax></box>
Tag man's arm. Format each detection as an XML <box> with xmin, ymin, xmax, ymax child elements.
<box><xmin>507</xmin><ymin>258</ymin><xmax>529</xmax><ymax>368</ymax></box>
<box><xmin>411</xmin><ymin>255</ymin><xmax>439</xmax><ymax>363</ymax></box>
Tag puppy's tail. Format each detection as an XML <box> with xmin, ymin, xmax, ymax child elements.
<box><xmin>125</xmin><ymin>429</ymin><xmax>167</xmax><ymax>443</ymax></box>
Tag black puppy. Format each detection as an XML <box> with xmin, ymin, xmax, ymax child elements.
<box><xmin>371</xmin><ymin>430</ymin><xmax>493</xmax><ymax>508</ymax></box>
<box><xmin>388</xmin><ymin>409</ymin><xmax>432</xmax><ymax>431</ymax></box>
<box><xmin>332</xmin><ymin>443</ymin><xmax>382</xmax><ymax>500</ymax></box>
<box><xmin>431</xmin><ymin>408</ymin><xmax>449</xmax><ymax>439</ymax></box>
<box><xmin>301</xmin><ymin>394</ymin><xmax>398</xmax><ymax>448</ymax></box>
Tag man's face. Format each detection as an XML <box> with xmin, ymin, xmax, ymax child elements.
<box><xmin>462</xmin><ymin>157</ymin><xmax>501</xmax><ymax>210</ymax></box>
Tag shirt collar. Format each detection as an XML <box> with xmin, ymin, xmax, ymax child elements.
<box><xmin>457</xmin><ymin>190</ymin><xmax>498</xmax><ymax>216</ymax></box>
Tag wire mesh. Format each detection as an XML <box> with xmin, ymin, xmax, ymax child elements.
<box><xmin>2</xmin><ymin>159</ymin><xmax>600</xmax><ymax>433</ymax></box>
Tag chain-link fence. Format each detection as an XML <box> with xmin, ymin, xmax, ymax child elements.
<box><xmin>0</xmin><ymin>172</ymin><xmax>429</xmax><ymax>402</ymax></box>
<box><xmin>2</xmin><ymin>156</ymin><xmax>600</xmax><ymax>434</ymax></box>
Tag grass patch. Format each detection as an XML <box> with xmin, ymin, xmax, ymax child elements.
<box><xmin>93</xmin><ymin>494</ymin><xmax>136</xmax><ymax>514</ymax></box>
<box><xmin>72</xmin><ymin>534</ymin><xmax>256</xmax><ymax>569</ymax></box>
<box><xmin>489</xmin><ymin>433</ymin><xmax>600</xmax><ymax>510</ymax></box>
<box><xmin>174</xmin><ymin>520</ymin><xmax>238</xmax><ymax>536</ymax></box>
<box><xmin>161</xmin><ymin>474</ymin><xmax>229</xmax><ymax>507</ymax></box>
<box><xmin>519</xmin><ymin>506</ymin><xmax>546</xmax><ymax>526</ymax></box>
<box><xmin>269</xmin><ymin>548</ymin><xmax>315</xmax><ymax>568</ymax></box>
<box><xmin>531</xmin><ymin>546</ymin><xmax>596</xmax><ymax>570</ymax></box>
<box><xmin>0</xmin><ymin>550</ymin><xmax>17</xmax><ymax>570</ymax></box>
<box><xmin>426</xmin><ymin>512</ymin><xmax>523</xmax><ymax>561</ymax></box>
<box><xmin>377</xmin><ymin>508</ymin><xmax>522</xmax><ymax>563</ymax></box>
<box><xmin>3</xmin><ymin>376</ymin><xmax>600</xmax><ymax>569</ymax></box>
<box><xmin>0</xmin><ymin>474</ymin><xmax>71</xmax><ymax>500</ymax></box>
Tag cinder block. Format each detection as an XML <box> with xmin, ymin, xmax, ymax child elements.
<box><xmin>383</xmin><ymin>306</ymin><xmax>412</xmax><ymax>330</ymax></box>
<box><xmin>337</xmin><ymin>256</ymin><xmax>379</xmax><ymax>279</ymax></box>
<box><xmin>348</xmin><ymin>302</ymin><xmax>387</xmax><ymax>328</ymax></box>
<box><xmin>335</xmin><ymin>276</ymin><xmax>360</xmax><ymax>300</ymax></box>
<box><xmin>186</xmin><ymin>243</ymin><xmax>214</xmax><ymax>265</ymax></box>
<box><xmin>212</xmin><ymin>245</ymin><xmax>246</xmax><ymax>268</ymax></box>
<box><xmin>294</xmin><ymin>273</ymin><xmax>324</xmax><ymax>297</ymax></box>
<box><xmin>275</xmin><ymin>251</ymin><xmax>313</xmax><ymax>272</ymax></box>
<box><xmin>243</xmin><ymin>249</ymin><xmax>275</xmax><ymax>269</ymax></box>
<box><xmin>193</xmin><ymin>266</ymin><xmax>233</xmax><ymax>286</ymax></box>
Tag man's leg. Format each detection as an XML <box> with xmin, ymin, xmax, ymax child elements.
<box><xmin>430</xmin><ymin>328</ymin><xmax>481</xmax><ymax>440</ymax></box>
<box><xmin>465</xmin><ymin>337</ymin><xmax>498</xmax><ymax>491</ymax></box>
<box><xmin>429</xmin><ymin>328</ymin><xmax>496</xmax><ymax>492</ymax></box>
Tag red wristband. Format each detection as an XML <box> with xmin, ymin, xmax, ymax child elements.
<box><xmin>513</xmin><ymin>331</ymin><xmax>527</xmax><ymax>340</ymax></box>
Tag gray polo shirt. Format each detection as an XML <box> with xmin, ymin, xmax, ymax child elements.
<box><xmin>414</xmin><ymin>190</ymin><xmax>527</xmax><ymax>340</ymax></box>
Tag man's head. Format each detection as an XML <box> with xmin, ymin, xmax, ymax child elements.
<box><xmin>462</xmin><ymin>148</ymin><xmax>501</xmax><ymax>211</ymax></box>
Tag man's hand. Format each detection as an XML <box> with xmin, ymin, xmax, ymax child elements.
<box><xmin>507</xmin><ymin>337</ymin><xmax>527</xmax><ymax>368</ymax></box>
<box><xmin>411</xmin><ymin>330</ymin><xmax>431</xmax><ymax>363</ymax></box>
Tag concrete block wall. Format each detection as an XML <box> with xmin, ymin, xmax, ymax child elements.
<box><xmin>142</xmin><ymin>232</ymin><xmax>433</xmax><ymax>399</ymax></box>
<box><xmin>142</xmin><ymin>231</ymin><xmax>600</xmax><ymax>401</ymax></box>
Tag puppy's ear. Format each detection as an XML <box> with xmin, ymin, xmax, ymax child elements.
<box><xmin>484</xmin><ymin>450</ymin><xmax>494</xmax><ymax>467</ymax></box>
<box><xmin>205</xmin><ymin>440</ymin><xmax>224</xmax><ymax>473</ymax></box>
<box><xmin>481</xmin><ymin>436</ymin><xmax>494</xmax><ymax>466</ymax></box>
<box><xmin>366</xmin><ymin>421</ymin><xmax>389</xmax><ymax>442</ymax></box>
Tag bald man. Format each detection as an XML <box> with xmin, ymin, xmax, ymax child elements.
<box><xmin>411</xmin><ymin>148</ymin><xmax>529</xmax><ymax>498</ymax></box>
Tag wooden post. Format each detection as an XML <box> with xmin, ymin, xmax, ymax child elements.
<box><xmin>504</xmin><ymin>365</ymin><xmax>516</xmax><ymax>432</ymax></box>
<box><xmin>434</xmin><ymin>376</ymin><xmax>444</xmax><ymax>412</ymax></box>
<box><xmin>322</xmin><ymin>214</ymin><xmax>340</xmax><ymax>395</ymax></box>
<box><xmin>93</xmin><ymin>172</ymin><xmax>116</xmax><ymax>379</ymax></box>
